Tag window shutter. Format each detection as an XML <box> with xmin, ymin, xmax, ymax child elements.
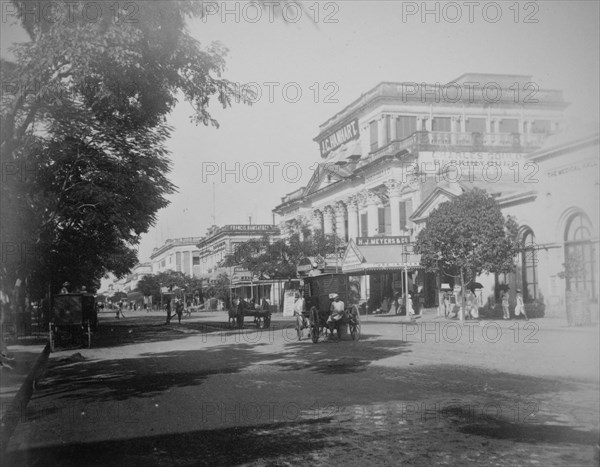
<box><xmin>399</xmin><ymin>202</ymin><xmax>407</xmax><ymax>230</ymax></box>
<box><xmin>406</xmin><ymin>199</ymin><xmax>413</xmax><ymax>229</ymax></box>
<box><xmin>360</xmin><ymin>213</ymin><xmax>368</xmax><ymax>237</ymax></box>
<box><xmin>384</xmin><ymin>205</ymin><xmax>391</xmax><ymax>234</ymax></box>
<box><xmin>397</xmin><ymin>116</ymin><xmax>416</xmax><ymax>140</ymax></box>
<box><xmin>370</xmin><ymin>121</ymin><xmax>378</xmax><ymax>151</ymax></box>
<box><xmin>378</xmin><ymin>207</ymin><xmax>385</xmax><ymax>234</ymax></box>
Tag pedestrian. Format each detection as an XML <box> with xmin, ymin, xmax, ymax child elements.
<box><xmin>406</xmin><ymin>293</ymin><xmax>414</xmax><ymax>319</ymax></box>
<box><xmin>390</xmin><ymin>292</ymin><xmax>400</xmax><ymax>315</ymax></box>
<box><xmin>60</xmin><ymin>282</ymin><xmax>70</xmax><ymax>294</ymax></box>
<box><xmin>467</xmin><ymin>290</ymin><xmax>479</xmax><ymax>320</ymax></box>
<box><xmin>514</xmin><ymin>289</ymin><xmax>528</xmax><ymax>321</ymax></box>
<box><xmin>175</xmin><ymin>299</ymin><xmax>184</xmax><ymax>323</ymax></box>
<box><xmin>502</xmin><ymin>288</ymin><xmax>510</xmax><ymax>319</ymax></box>
<box><xmin>293</xmin><ymin>292</ymin><xmax>307</xmax><ymax>339</ymax></box>
<box><xmin>165</xmin><ymin>300</ymin><xmax>172</xmax><ymax>324</ymax></box>
<box><xmin>443</xmin><ymin>291</ymin><xmax>451</xmax><ymax>318</ymax></box>
<box><xmin>117</xmin><ymin>301</ymin><xmax>125</xmax><ymax>319</ymax></box>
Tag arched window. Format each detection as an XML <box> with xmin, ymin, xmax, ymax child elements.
<box><xmin>521</xmin><ymin>229</ymin><xmax>538</xmax><ymax>302</ymax></box>
<box><xmin>564</xmin><ymin>213</ymin><xmax>596</xmax><ymax>300</ymax></box>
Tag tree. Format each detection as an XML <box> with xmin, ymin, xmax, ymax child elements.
<box><xmin>1</xmin><ymin>0</ymin><xmax>249</xmax><ymax>299</ymax></box>
<box><xmin>415</xmin><ymin>188</ymin><xmax>519</xmax><ymax>320</ymax></box>
<box><xmin>136</xmin><ymin>270</ymin><xmax>204</xmax><ymax>306</ymax></box>
<box><xmin>222</xmin><ymin>231</ymin><xmax>343</xmax><ymax>279</ymax></box>
<box><xmin>205</xmin><ymin>272</ymin><xmax>231</xmax><ymax>310</ymax></box>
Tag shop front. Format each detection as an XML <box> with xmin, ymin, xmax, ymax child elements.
<box><xmin>229</xmin><ymin>267</ymin><xmax>299</xmax><ymax>312</ymax></box>
<box><xmin>341</xmin><ymin>237</ymin><xmax>426</xmax><ymax>314</ymax></box>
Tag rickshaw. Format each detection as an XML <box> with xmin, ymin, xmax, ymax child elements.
<box><xmin>231</xmin><ymin>298</ymin><xmax>272</xmax><ymax>329</ymax></box>
<box><xmin>299</xmin><ymin>273</ymin><xmax>361</xmax><ymax>343</ymax></box>
<box><xmin>49</xmin><ymin>293</ymin><xmax>97</xmax><ymax>351</ymax></box>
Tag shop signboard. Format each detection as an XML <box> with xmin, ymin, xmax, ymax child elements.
<box><xmin>356</xmin><ymin>236</ymin><xmax>410</xmax><ymax>246</ymax></box>
<box><xmin>319</xmin><ymin>118</ymin><xmax>360</xmax><ymax>158</ymax></box>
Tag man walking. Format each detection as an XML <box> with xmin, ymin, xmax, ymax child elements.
<box><xmin>514</xmin><ymin>289</ymin><xmax>528</xmax><ymax>321</ymax></box>
<box><xmin>165</xmin><ymin>300</ymin><xmax>172</xmax><ymax>324</ymax></box>
<box><xmin>502</xmin><ymin>288</ymin><xmax>510</xmax><ymax>320</ymax></box>
<box><xmin>175</xmin><ymin>299</ymin><xmax>184</xmax><ymax>324</ymax></box>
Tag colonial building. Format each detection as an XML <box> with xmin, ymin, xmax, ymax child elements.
<box><xmin>273</xmin><ymin>73</ymin><xmax>569</xmax><ymax>312</ymax></box>
<box><xmin>195</xmin><ymin>224</ymin><xmax>280</xmax><ymax>276</ymax></box>
<box><xmin>195</xmin><ymin>224</ymin><xmax>285</xmax><ymax>309</ymax></box>
<box><xmin>498</xmin><ymin>131</ymin><xmax>599</xmax><ymax>321</ymax></box>
<box><xmin>149</xmin><ymin>237</ymin><xmax>204</xmax><ymax>277</ymax></box>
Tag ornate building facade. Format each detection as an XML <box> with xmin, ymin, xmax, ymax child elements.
<box><xmin>273</xmin><ymin>73</ymin><xmax>571</xmax><ymax>312</ymax></box>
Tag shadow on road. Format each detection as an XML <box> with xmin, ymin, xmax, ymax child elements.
<box><xmin>5</xmin><ymin>417</ymin><xmax>353</xmax><ymax>467</ymax></box>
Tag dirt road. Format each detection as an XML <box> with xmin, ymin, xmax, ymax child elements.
<box><xmin>5</xmin><ymin>312</ymin><xmax>599</xmax><ymax>466</ymax></box>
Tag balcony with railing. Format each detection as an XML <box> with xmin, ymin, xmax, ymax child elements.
<box><xmin>367</xmin><ymin>131</ymin><xmax>549</xmax><ymax>162</ymax></box>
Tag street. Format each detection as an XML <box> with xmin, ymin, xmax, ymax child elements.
<box><xmin>4</xmin><ymin>311</ymin><xmax>600</xmax><ymax>466</ymax></box>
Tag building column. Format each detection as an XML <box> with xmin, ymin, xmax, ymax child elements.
<box><xmin>311</xmin><ymin>210</ymin><xmax>323</xmax><ymax>234</ymax></box>
<box><xmin>450</xmin><ymin>117</ymin><xmax>458</xmax><ymax>144</ymax></box>
<box><xmin>390</xmin><ymin>115</ymin><xmax>397</xmax><ymax>141</ymax></box>
<box><xmin>365</xmin><ymin>191</ymin><xmax>381</xmax><ymax>237</ymax></box>
<box><xmin>378</xmin><ymin>114</ymin><xmax>386</xmax><ymax>147</ymax></box>
<box><xmin>323</xmin><ymin>206</ymin><xmax>334</xmax><ymax>236</ymax></box>
<box><xmin>347</xmin><ymin>196</ymin><xmax>359</xmax><ymax>241</ymax></box>
<box><xmin>386</xmin><ymin>180</ymin><xmax>403</xmax><ymax>236</ymax></box>
<box><xmin>335</xmin><ymin>202</ymin><xmax>347</xmax><ymax>242</ymax></box>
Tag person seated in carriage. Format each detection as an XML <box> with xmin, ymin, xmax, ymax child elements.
<box><xmin>327</xmin><ymin>294</ymin><xmax>345</xmax><ymax>330</ymax></box>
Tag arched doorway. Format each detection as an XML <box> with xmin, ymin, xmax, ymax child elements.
<box><xmin>520</xmin><ymin>228</ymin><xmax>538</xmax><ymax>303</ymax></box>
<box><xmin>564</xmin><ymin>212</ymin><xmax>596</xmax><ymax>300</ymax></box>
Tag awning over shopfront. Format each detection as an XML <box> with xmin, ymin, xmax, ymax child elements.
<box><xmin>341</xmin><ymin>239</ymin><xmax>423</xmax><ymax>274</ymax></box>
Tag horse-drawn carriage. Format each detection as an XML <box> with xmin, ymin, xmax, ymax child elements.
<box><xmin>49</xmin><ymin>293</ymin><xmax>97</xmax><ymax>351</ymax></box>
<box><xmin>229</xmin><ymin>298</ymin><xmax>272</xmax><ymax>329</ymax></box>
<box><xmin>297</xmin><ymin>273</ymin><xmax>361</xmax><ymax>343</ymax></box>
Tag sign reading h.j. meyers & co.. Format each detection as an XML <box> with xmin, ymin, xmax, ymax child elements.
<box><xmin>356</xmin><ymin>236</ymin><xmax>410</xmax><ymax>246</ymax></box>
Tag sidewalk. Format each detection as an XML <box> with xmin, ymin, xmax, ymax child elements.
<box><xmin>1</xmin><ymin>339</ymin><xmax>49</xmax><ymax>458</ymax></box>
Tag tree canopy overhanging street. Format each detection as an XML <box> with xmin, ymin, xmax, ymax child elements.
<box><xmin>0</xmin><ymin>0</ymin><xmax>250</xmax><ymax>298</ymax></box>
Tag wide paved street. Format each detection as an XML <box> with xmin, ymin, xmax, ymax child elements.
<box><xmin>5</xmin><ymin>311</ymin><xmax>600</xmax><ymax>466</ymax></box>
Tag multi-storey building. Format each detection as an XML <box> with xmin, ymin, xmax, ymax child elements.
<box><xmin>273</xmin><ymin>73</ymin><xmax>572</xmax><ymax>312</ymax></box>
<box><xmin>195</xmin><ymin>224</ymin><xmax>287</xmax><ymax>308</ymax></box>
<box><xmin>195</xmin><ymin>224</ymin><xmax>280</xmax><ymax>276</ymax></box>
<box><xmin>149</xmin><ymin>237</ymin><xmax>204</xmax><ymax>277</ymax></box>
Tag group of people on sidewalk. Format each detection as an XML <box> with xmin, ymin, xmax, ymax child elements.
<box><xmin>442</xmin><ymin>287</ymin><xmax>528</xmax><ymax>321</ymax></box>
<box><xmin>502</xmin><ymin>288</ymin><xmax>528</xmax><ymax>320</ymax></box>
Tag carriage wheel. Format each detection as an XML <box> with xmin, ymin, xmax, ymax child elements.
<box><xmin>310</xmin><ymin>308</ymin><xmax>320</xmax><ymax>343</ymax></box>
<box><xmin>350</xmin><ymin>321</ymin><xmax>361</xmax><ymax>341</ymax></box>
<box><xmin>350</xmin><ymin>305</ymin><xmax>361</xmax><ymax>341</ymax></box>
<box><xmin>295</xmin><ymin>317</ymin><xmax>302</xmax><ymax>340</ymax></box>
<box><xmin>49</xmin><ymin>324</ymin><xmax>55</xmax><ymax>353</ymax></box>
<box><xmin>86</xmin><ymin>322</ymin><xmax>92</xmax><ymax>349</ymax></box>
<box><xmin>237</xmin><ymin>314</ymin><xmax>244</xmax><ymax>329</ymax></box>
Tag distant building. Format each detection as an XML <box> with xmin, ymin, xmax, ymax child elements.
<box><xmin>195</xmin><ymin>224</ymin><xmax>280</xmax><ymax>276</ymax></box>
<box><xmin>149</xmin><ymin>237</ymin><xmax>204</xmax><ymax>277</ymax></box>
<box><xmin>195</xmin><ymin>224</ymin><xmax>288</xmax><ymax>308</ymax></box>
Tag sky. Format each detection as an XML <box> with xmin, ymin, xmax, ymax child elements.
<box><xmin>2</xmin><ymin>0</ymin><xmax>599</xmax><ymax>266</ymax></box>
